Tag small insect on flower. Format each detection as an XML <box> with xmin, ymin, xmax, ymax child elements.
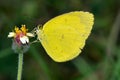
<box><xmin>8</xmin><ymin>25</ymin><xmax>34</xmax><ymax>53</ymax></box>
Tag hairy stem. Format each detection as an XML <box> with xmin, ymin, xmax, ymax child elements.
<box><xmin>17</xmin><ymin>53</ymin><xmax>23</xmax><ymax>80</ymax></box>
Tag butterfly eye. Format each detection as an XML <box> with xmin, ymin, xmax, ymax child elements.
<box><xmin>31</xmin><ymin>25</ymin><xmax>43</xmax><ymax>36</ymax></box>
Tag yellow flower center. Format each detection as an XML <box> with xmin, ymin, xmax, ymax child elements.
<box><xmin>14</xmin><ymin>25</ymin><xmax>28</xmax><ymax>36</ymax></box>
<box><xmin>20</xmin><ymin>25</ymin><xmax>28</xmax><ymax>34</ymax></box>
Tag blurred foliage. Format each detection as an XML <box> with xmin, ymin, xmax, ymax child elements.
<box><xmin>0</xmin><ymin>0</ymin><xmax>120</xmax><ymax>80</ymax></box>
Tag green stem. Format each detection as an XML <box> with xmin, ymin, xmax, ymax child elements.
<box><xmin>17</xmin><ymin>53</ymin><xmax>23</xmax><ymax>80</ymax></box>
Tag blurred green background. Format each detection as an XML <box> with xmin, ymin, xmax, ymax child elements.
<box><xmin>0</xmin><ymin>0</ymin><xmax>120</xmax><ymax>80</ymax></box>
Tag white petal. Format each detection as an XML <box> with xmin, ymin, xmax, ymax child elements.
<box><xmin>26</xmin><ymin>33</ymin><xmax>35</xmax><ymax>37</ymax></box>
<box><xmin>20</xmin><ymin>36</ymin><xmax>29</xmax><ymax>44</ymax></box>
<box><xmin>8</xmin><ymin>32</ymin><xmax>15</xmax><ymax>38</ymax></box>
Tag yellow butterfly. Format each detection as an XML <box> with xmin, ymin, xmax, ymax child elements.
<box><xmin>36</xmin><ymin>11</ymin><xmax>94</xmax><ymax>62</ymax></box>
